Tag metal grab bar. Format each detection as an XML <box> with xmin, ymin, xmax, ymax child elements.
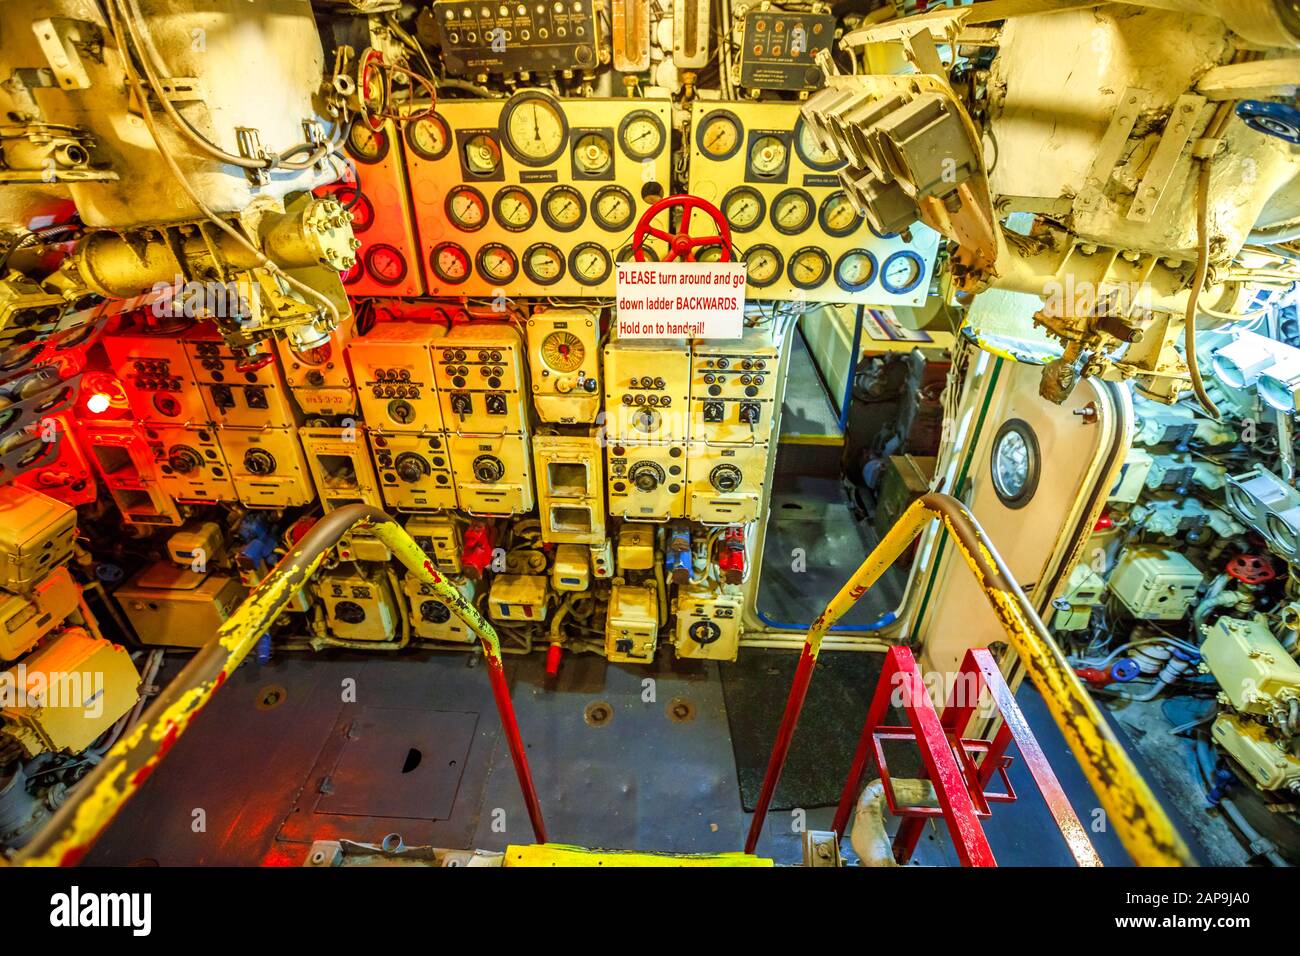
<box><xmin>743</xmin><ymin>492</ymin><xmax>1193</xmax><ymax>867</ymax></box>
<box><xmin>13</xmin><ymin>505</ymin><xmax>547</xmax><ymax>867</ymax></box>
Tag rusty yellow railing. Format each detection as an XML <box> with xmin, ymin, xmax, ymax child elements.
<box><xmin>13</xmin><ymin>504</ymin><xmax>546</xmax><ymax>867</ymax></box>
<box><xmin>745</xmin><ymin>492</ymin><xmax>1193</xmax><ymax>867</ymax></box>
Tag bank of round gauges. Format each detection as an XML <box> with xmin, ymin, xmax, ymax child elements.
<box><xmin>441</xmin><ymin>180</ymin><xmax>647</xmax><ymax>236</ymax></box>
<box><xmin>486</xmin><ymin>92</ymin><xmax>669</xmax><ymax>171</ymax></box>
<box><xmin>430</xmin><ymin>240</ymin><xmax>614</xmax><ymax>288</ymax></box>
<box><xmin>738</xmin><ymin>245</ymin><xmax>883</xmax><ymax>293</ymax></box>
<box><xmin>695</xmin><ymin>112</ymin><xmax>844</xmax><ymax>174</ymax></box>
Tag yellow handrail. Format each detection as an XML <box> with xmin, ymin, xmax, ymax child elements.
<box><xmin>745</xmin><ymin>492</ymin><xmax>1193</xmax><ymax>867</ymax></box>
<box><xmin>12</xmin><ymin>504</ymin><xmax>546</xmax><ymax>866</ymax></box>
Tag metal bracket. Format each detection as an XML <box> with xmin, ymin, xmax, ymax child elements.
<box><xmin>1128</xmin><ymin>93</ymin><xmax>1208</xmax><ymax>224</ymax></box>
<box><xmin>30</xmin><ymin>18</ymin><xmax>90</xmax><ymax>91</ymax></box>
<box><xmin>236</xmin><ymin>127</ymin><xmax>272</xmax><ymax>186</ymax></box>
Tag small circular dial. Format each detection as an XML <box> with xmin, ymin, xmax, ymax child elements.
<box><xmin>834</xmin><ymin>249</ymin><xmax>877</xmax><ymax>292</ymax></box>
<box><xmin>710</xmin><ymin>463</ymin><xmax>743</xmax><ymax>493</ymax></box>
<box><xmin>421</xmin><ymin>600</ymin><xmax>451</xmax><ymax>624</ymax></box>
<box><xmin>405</xmin><ymin>114</ymin><xmax>451</xmax><ymax>161</ymax></box>
<box><xmin>629</xmin><ymin>460</ymin><xmax>665</xmax><ymax>491</ymax></box>
<box><xmin>473</xmin><ymin>454</ymin><xmax>506</xmax><ymax>483</ymax></box>
<box><xmin>346</xmin><ymin>120</ymin><xmax>388</xmax><ymax>163</ymax></box>
<box><xmin>696</xmin><ymin>111</ymin><xmax>743</xmax><ymax>160</ymax></box>
<box><xmin>573</xmin><ymin>131</ymin><xmax>613</xmax><ymax>175</ymax></box>
<box><xmin>619</xmin><ymin>110</ymin><xmax>666</xmax><ymax>160</ymax></box>
<box><xmin>493</xmin><ymin>186</ymin><xmax>537</xmax><ymax>232</ymax></box>
<box><xmin>337</xmin><ymin>189</ymin><xmax>374</xmax><ymax>233</ymax></box>
<box><xmin>749</xmin><ymin>135</ymin><xmax>788</xmax><ymax>177</ymax></box>
<box><xmin>445</xmin><ymin>185</ymin><xmax>488</xmax><ymax>231</ymax></box>
<box><xmin>431</xmin><ymin>242</ymin><xmax>470</xmax><ymax>284</ymax></box>
<box><xmin>463</xmin><ymin>133</ymin><xmax>502</xmax><ymax>177</ymax></box>
<box><xmin>788</xmin><ymin>246</ymin><xmax>831</xmax><ymax>289</ymax></box>
<box><xmin>569</xmin><ymin>242</ymin><xmax>612</xmax><ymax>286</ymax></box>
<box><xmin>880</xmin><ymin>250</ymin><xmax>925</xmax><ymax>294</ymax></box>
<box><xmin>477</xmin><ymin>243</ymin><xmax>519</xmax><ymax>284</ymax></box>
<box><xmin>542</xmin><ymin>185</ymin><xmax>586</xmax><ymax>232</ymax></box>
<box><xmin>794</xmin><ymin>117</ymin><xmax>842</xmax><ymax>170</ymax></box>
<box><xmin>819</xmin><ymin>191</ymin><xmax>863</xmax><ymax>237</ymax></box>
<box><xmin>771</xmin><ymin>188</ymin><xmax>814</xmax><ymax>235</ymax></box>
<box><xmin>592</xmin><ymin>185</ymin><xmax>634</xmax><ymax>232</ymax></box>
<box><xmin>243</xmin><ymin>448</ymin><xmax>277</xmax><ymax>476</ymax></box>
<box><xmin>541</xmin><ymin>330</ymin><xmax>585</xmax><ymax>372</ymax></box>
<box><xmin>501</xmin><ymin>91</ymin><xmax>568</xmax><ymax>166</ymax></box>
<box><xmin>743</xmin><ymin>244</ymin><xmax>783</xmax><ymax>288</ymax></box>
<box><xmin>721</xmin><ymin>186</ymin><xmax>765</xmax><ymax>233</ymax></box>
<box><xmin>523</xmin><ymin>243</ymin><xmax>565</xmax><ymax>285</ymax></box>
<box><xmin>364</xmin><ymin>244</ymin><xmax>408</xmax><ymax>286</ymax></box>
<box><xmin>618</xmin><ymin>244</ymin><xmax>656</xmax><ymax>263</ymax></box>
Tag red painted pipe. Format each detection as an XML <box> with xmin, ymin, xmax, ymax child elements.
<box><xmin>743</xmin><ymin>644</ymin><xmax>817</xmax><ymax>854</ymax></box>
<box><xmin>831</xmin><ymin>716</ymin><xmax>876</xmax><ymax>838</ymax></box>
<box><xmin>486</xmin><ymin>658</ymin><xmax>548</xmax><ymax>843</ymax></box>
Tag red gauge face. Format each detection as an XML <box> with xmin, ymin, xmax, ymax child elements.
<box><xmin>364</xmin><ymin>244</ymin><xmax>408</xmax><ymax>286</ymax></box>
<box><xmin>341</xmin><ymin>259</ymin><xmax>364</xmax><ymax>285</ymax></box>
<box><xmin>335</xmin><ymin>188</ymin><xmax>375</xmax><ymax>232</ymax></box>
<box><xmin>430</xmin><ymin>242</ymin><xmax>471</xmax><ymax>285</ymax></box>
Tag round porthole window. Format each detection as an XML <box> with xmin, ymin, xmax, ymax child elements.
<box><xmin>990</xmin><ymin>418</ymin><xmax>1040</xmax><ymax>509</ymax></box>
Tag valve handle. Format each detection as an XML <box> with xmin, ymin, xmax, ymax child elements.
<box><xmin>630</xmin><ymin>193</ymin><xmax>732</xmax><ymax>263</ymax></box>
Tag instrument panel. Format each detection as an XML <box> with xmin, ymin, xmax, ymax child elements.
<box><xmin>405</xmin><ymin>92</ymin><xmax>674</xmax><ymax>297</ymax></box>
<box><xmin>688</xmin><ymin>101</ymin><xmax>940</xmax><ymax>305</ymax></box>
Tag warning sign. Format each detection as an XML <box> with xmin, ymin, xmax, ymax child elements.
<box><xmin>614</xmin><ymin>261</ymin><xmax>746</xmax><ymax>339</ymax></box>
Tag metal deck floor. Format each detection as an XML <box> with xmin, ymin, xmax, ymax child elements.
<box><xmin>84</xmin><ymin>645</ymin><xmax>1237</xmax><ymax>867</ymax></box>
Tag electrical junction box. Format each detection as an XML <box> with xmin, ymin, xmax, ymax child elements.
<box><xmin>405</xmin><ymin>514</ymin><xmax>462</xmax><ymax>574</ymax></box>
<box><xmin>551</xmin><ymin>544</ymin><xmax>590</xmax><ymax>593</ymax></box>
<box><xmin>1212</xmin><ymin>712</ymin><xmax>1300</xmax><ymax>791</ymax></box>
<box><xmin>1050</xmin><ymin>563</ymin><xmax>1105</xmax><ymax>632</ymax></box>
<box><xmin>589</xmin><ymin>539</ymin><xmax>614</xmax><ymax>579</ymax></box>
<box><xmin>606</xmin><ymin>583</ymin><xmax>658</xmax><ymax>665</ymax></box>
<box><xmin>1</xmin><ymin>627</ymin><xmax>140</xmax><ymax>756</ymax></box>
<box><xmin>0</xmin><ymin>566</ymin><xmax>79</xmax><ymax>661</ymax></box>
<box><xmin>336</xmin><ymin>532</ymin><xmax>392</xmax><ymax>564</ymax></box>
<box><xmin>527</xmin><ymin>308</ymin><xmax>602</xmax><ymax>424</ymax></box>
<box><xmin>616</xmin><ymin>525</ymin><xmax>656</xmax><ymax>572</ymax></box>
<box><xmin>673</xmin><ymin>584</ymin><xmax>742</xmax><ymax>661</ymax></box>
<box><xmin>403</xmin><ymin>574</ymin><xmax>475</xmax><ymax>643</ymax></box>
<box><xmin>115</xmin><ymin>561</ymin><xmax>248</xmax><ymax>648</ymax></box>
<box><xmin>1202</xmin><ymin>616</ymin><xmax>1300</xmax><ymax>715</ymax></box>
<box><xmin>0</xmin><ymin>484</ymin><xmax>77</xmax><ymax>593</ymax></box>
<box><xmin>167</xmin><ymin>521</ymin><xmax>225</xmax><ymax>568</ymax></box>
<box><xmin>1108</xmin><ymin>447</ymin><xmax>1153</xmax><ymax>504</ymax></box>
<box><xmin>1106</xmin><ymin>546</ymin><xmax>1203</xmax><ymax>621</ymax></box>
<box><xmin>489</xmin><ymin>574</ymin><xmax>549</xmax><ymax>622</ymax></box>
<box><xmin>318</xmin><ymin>570</ymin><xmax>398</xmax><ymax>642</ymax></box>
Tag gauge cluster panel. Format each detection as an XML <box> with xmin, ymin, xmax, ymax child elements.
<box><xmin>736</xmin><ymin>8</ymin><xmax>837</xmax><ymax>91</ymax></box>
<box><xmin>404</xmin><ymin>92</ymin><xmax>673</xmax><ymax>298</ymax></box>
<box><xmin>688</xmin><ymin>101</ymin><xmax>939</xmax><ymax>305</ymax></box>
<box><xmin>318</xmin><ymin>119</ymin><xmax>426</xmax><ymax>298</ymax></box>
<box><xmin>428</xmin><ymin>0</ymin><xmax>602</xmax><ymax>75</ymax></box>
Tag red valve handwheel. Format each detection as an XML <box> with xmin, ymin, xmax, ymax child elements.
<box><xmin>631</xmin><ymin>194</ymin><xmax>732</xmax><ymax>263</ymax></box>
<box><xmin>1226</xmin><ymin>553</ymin><xmax>1276</xmax><ymax>585</ymax></box>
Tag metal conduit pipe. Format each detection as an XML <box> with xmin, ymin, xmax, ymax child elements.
<box><xmin>743</xmin><ymin>492</ymin><xmax>1194</xmax><ymax>866</ymax></box>
<box><xmin>10</xmin><ymin>504</ymin><xmax>546</xmax><ymax>867</ymax></box>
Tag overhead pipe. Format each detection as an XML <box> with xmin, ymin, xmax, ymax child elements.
<box><xmin>13</xmin><ymin>504</ymin><xmax>546</xmax><ymax>866</ymax></box>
